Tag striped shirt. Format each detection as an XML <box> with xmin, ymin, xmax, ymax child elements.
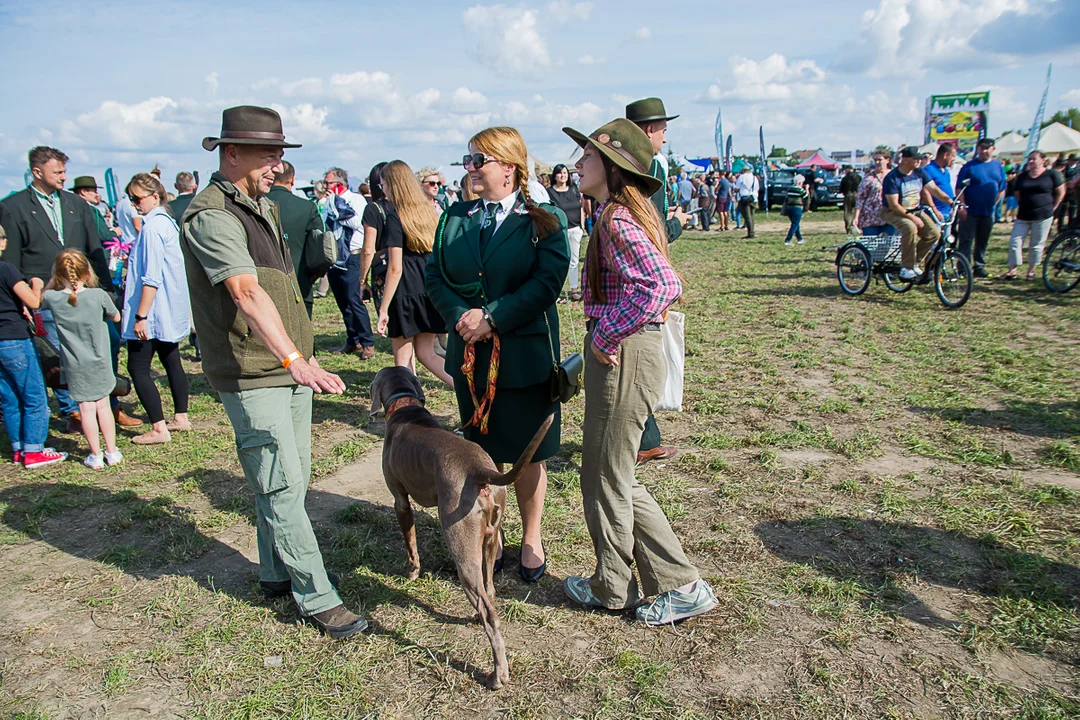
<box><xmin>121</xmin><ymin>206</ymin><xmax>191</xmax><ymax>342</ymax></box>
<box><xmin>785</xmin><ymin>186</ymin><xmax>808</xmax><ymax>207</ymax></box>
<box><xmin>583</xmin><ymin>202</ymin><xmax>681</xmax><ymax>355</ymax></box>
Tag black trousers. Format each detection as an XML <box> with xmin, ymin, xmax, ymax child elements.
<box><xmin>958</xmin><ymin>215</ymin><xmax>994</xmax><ymax>269</ymax></box>
<box><xmin>127</xmin><ymin>339</ymin><xmax>188</xmax><ymax>424</ymax></box>
<box><xmin>327</xmin><ymin>254</ymin><xmax>374</xmax><ymax>348</ymax></box>
<box><xmin>739</xmin><ymin>198</ymin><xmax>756</xmax><ymax>236</ymax></box>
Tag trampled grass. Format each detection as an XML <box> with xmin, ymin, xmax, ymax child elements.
<box><xmin>0</xmin><ymin>209</ymin><xmax>1078</xmax><ymax>718</ymax></box>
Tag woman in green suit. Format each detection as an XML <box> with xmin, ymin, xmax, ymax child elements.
<box><xmin>425</xmin><ymin>126</ymin><xmax>569</xmax><ymax>583</ymax></box>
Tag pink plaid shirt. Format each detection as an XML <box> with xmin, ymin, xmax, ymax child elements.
<box><xmin>583</xmin><ymin>202</ymin><xmax>681</xmax><ymax>355</ymax></box>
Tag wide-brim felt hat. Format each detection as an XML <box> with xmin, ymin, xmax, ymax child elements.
<box><xmin>563</xmin><ymin>119</ymin><xmax>662</xmax><ymax>196</ymax></box>
<box><xmin>625</xmin><ymin>97</ymin><xmax>678</xmax><ymax>124</ymax></box>
<box><xmin>70</xmin><ymin>176</ymin><xmax>101</xmax><ymax>191</ymax></box>
<box><xmin>202</xmin><ymin>105</ymin><xmax>302</xmax><ymax>151</ymax></box>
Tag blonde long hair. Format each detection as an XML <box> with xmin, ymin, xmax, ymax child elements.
<box><xmin>469</xmin><ymin>126</ymin><xmax>560</xmax><ymax>238</ymax></box>
<box><xmin>49</xmin><ymin>249</ymin><xmax>98</xmax><ymax>306</ymax></box>
<box><xmin>382</xmin><ymin>160</ymin><xmax>439</xmax><ymax>253</ymax></box>
<box><xmin>587</xmin><ymin>154</ymin><xmax>675</xmax><ymax>304</ymax></box>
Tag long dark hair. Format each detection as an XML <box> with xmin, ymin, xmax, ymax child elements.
<box><xmin>368</xmin><ymin>162</ymin><xmax>388</xmax><ymax>201</ymax></box>
<box><xmin>551</xmin><ymin>164</ymin><xmax>573</xmax><ymax>190</ymax></box>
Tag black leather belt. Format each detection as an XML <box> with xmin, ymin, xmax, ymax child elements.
<box><xmin>585</xmin><ymin>319</ymin><xmax>662</xmax><ymax>333</ymax></box>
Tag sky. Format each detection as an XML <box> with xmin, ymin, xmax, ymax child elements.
<box><xmin>1</xmin><ymin>0</ymin><xmax>1079</xmax><ymax>196</ymax></box>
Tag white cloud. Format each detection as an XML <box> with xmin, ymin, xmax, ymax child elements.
<box><xmin>577</xmin><ymin>55</ymin><xmax>606</xmax><ymax>66</ymax></box>
<box><xmin>546</xmin><ymin>0</ymin><xmax>591</xmax><ymax>22</ymax></box>
<box><xmin>451</xmin><ymin>87</ymin><xmax>488</xmax><ymax>113</ymax></box>
<box><xmin>633</xmin><ymin>27</ymin><xmax>652</xmax><ymax>40</ymax></box>
<box><xmin>270</xmin><ymin>104</ymin><xmax>332</xmax><ymax>144</ymax></box>
<box><xmin>837</xmin><ymin>0</ymin><xmax>1027</xmax><ymax>79</ymax></box>
<box><xmin>1060</xmin><ymin>89</ymin><xmax>1080</xmax><ymax>106</ymax></box>
<box><xmin>462</xmin><ymin>4</ymin><xmax>551</xmax><ymax>78</ymax></box>
<box><xmin>204</xmin><ymin>72</ymin><xmax>219</xmax><ymax>95</ymax></box>
<box><xmin>703</xmin><ymin>54</ymin><xmax>827</xmax><ymax>103</ymax></box>
<box><xmin>56</xmin><ymin>97</ymin><xmax>192</xmax><ymax>150</ymax></box>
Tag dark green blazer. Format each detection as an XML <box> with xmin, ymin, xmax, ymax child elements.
<box><xmin>425</xmin><ymin>196</ymin><xmax>569</xmax><ymax>389</ymax></box>
<box><xmin>0</xmin><ymin>188</ymin><xmax>113</xmax><ymax>289</ymax></box>
<box><xmin>266</xmin><ymin>186</ymin><xmax>325</xmax><ymax>304</ymax></box>
<box><xmin>649</xmin><ymin>157</ymin><xmax>683</xmax><ymax>244</ymax></box>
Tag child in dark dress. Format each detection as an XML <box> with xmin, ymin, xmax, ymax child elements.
<box><xmin>374</xmin><ymin>161</ymin><xmax>452</xmax><ymax>386</ymax></box>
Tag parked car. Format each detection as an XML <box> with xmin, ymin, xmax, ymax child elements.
<box><xmin>767</xmin><ymin>168</ymin><xmax>843</xmax><ymax>209</ymax></box>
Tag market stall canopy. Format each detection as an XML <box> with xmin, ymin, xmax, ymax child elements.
<box><xmin>794</xmin><ymin>151</ymin><xmax>839</xmax><ymax>170</ymax></box>
<box><xmin>994</xmin><ymin>132</ymin><xmax>1028</xmax><ymax>155</ymax></box>
<box><xmin>1038</xmin><ymin>123</ymin><xmax>1080</xmax><ymax>154</ymax></box>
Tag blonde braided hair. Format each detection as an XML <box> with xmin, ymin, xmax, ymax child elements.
<box><xmin>469</xmin><ymin>126</ymin><xmax>559</xmax><ymax>238</ymax></box>
<box><xmin>49</xmin><ymin>249</ymin><xmax>97</xmax><ymax>307</ymax></box>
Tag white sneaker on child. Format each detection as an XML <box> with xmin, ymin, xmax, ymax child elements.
<box><xmin>84</xmin><ymin>453</ymin><xmax>104</xmax><ymax>470</ymax></box>
<box><xmin>104</xmin><ymin>450</ymin><xmax>123</xmax><ymax>467</ymax></box>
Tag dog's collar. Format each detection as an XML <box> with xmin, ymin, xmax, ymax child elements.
<box><xmin>385</xmin><ymin>394</ymin><xmax>422</xmax><ymax>418</ymax></box>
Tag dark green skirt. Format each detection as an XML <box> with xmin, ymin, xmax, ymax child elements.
<box><xmin>454</xmin><ymin>377</ymin><xmax>561</xmax><ymax>465</ymax></box>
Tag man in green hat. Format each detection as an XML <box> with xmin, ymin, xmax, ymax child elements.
<box><xmin>625</xmin><ymin>97</ymin><xmax>684</xmax><ymax>465</ymax></box>
<box><xmin>266</xmin><ymin>160</ymin><xmax>326</xmax><ymax>318</ymax></box>
<box><xmin>180</xmin><ymin>105</ymin><xmax>367</xmax><ymax>639</ymax></box>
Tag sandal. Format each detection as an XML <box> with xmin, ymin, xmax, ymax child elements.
<box><xmin>569</xmin><ymin>290</ymin><xmax>583</xmax><ymax>302</ymax></box>
<box><xmin>1025</xmin><ymin>271</ymin><xmax>1036</xmax><ymax>281</ymax></box>
<box><xmin>996</xmin><ymin>272</ymin><xmax>1018</xmax><ymax>281</ymax></box>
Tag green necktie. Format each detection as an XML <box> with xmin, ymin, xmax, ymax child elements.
<box><xmin>479</xmin><ymin>201</ymin><xmax>499</xmax><ymax>253</ymax></box>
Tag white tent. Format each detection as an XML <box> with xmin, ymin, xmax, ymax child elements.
<box><xmin>994</xmin><ymin>132</ymin><xmax>1028</xmax><ymax>155</ymax></box>
<box><xmin>1038</xmin><ymin>122</ymin><xmax>1080</xmax><ymax>154</ymax></box>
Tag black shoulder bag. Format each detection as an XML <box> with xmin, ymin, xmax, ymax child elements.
<box><xmin>532</xmin><ymin>226</ymin><xmax>583</xmax><ymax>403</ymax></box>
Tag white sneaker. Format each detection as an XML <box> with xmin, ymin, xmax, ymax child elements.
<box><xmin>84</xmin><ymin>453</ymin><xmax>104</xmax><ymax>470</ymax></box>
<box><xmin>785</xmin><ymin>241</ymin><xmax>793</xmax><ymax>246</ymax></box>
<box><xmin>104</xmin><ymin>450</ymin><xmax>123</xmax><ymax>467</ymax></box>
<box><xmin>899</xmin><ymin>267</ymin><xmax>919</xmax><ymax>280</ymax></box>
<box><xmin>797</xmin><ymin>239</ymin><xmax>805</xmax><ymax>244</ymax></box>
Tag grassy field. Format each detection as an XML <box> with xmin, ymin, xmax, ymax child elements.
<box><xmin>0</xmin><ymin>208</ymin><xmax>1078</xmax><ymax>719</ymax></box>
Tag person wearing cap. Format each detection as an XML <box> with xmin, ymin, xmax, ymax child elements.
<box><xmin>734</xmin><ymin>165</ymin><xmax>760</xmax><ymax>238</ymax></box>
<box><xmin>922</xmin><ymin>144</ymin><xmax>957</xmax><ymax>222</ymax></box>
<box><xmin>179</xmin><ymin>106</ymin><xmax>366</xmax><ymax>639</ymax></box>
<box><xmin>561</xmin><ymin>118</ymin><xmax>717</xmax><ymax>627</ymax></box>
<box><xmin>625</xmin><ymin>97</ymin><xmax>686</xmax><ymax>465</ymax></box>
<box><xmin>880</xmin><ymin>146</ymin><xmax>953</xmax><ymax>280</ymax></box>
<box><xmin>956</xmin><ymin>137</ymin><xmax>1007</xmax><ymax>277</ymax></box>
<box><xmin>0</xmin><ymin>148</ymin><xmax>115</xmax><ymax>432</ymax></box>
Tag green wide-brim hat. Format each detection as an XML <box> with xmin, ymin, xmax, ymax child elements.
<box><xmin>70</xmin><ymin>176</ymin><xmax>101</xmax><ymax>191</ymax></box>
<box><xmin>563</xmin><ymin>119</ymin><xmax>662</xmax><ymax>196</ymax></box>
<box><xmin>625</xmin><ymin>97</ymin><xmax>678</xmax><ymax>124</ymax></box>
<box><xmin>202</xmin><ymin>105</ymin><xmax>302</xmax><ymax>151</ymax></box>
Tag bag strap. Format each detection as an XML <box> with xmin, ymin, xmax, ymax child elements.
<box><xmin>532</xmin><ymin>225</ymin><xmax>580</xmax><ymax>369</ymax></box>
<box><xmin>433</xmin><ymin>209</ymin><xmax>483</xmax><ymax>298</ymax></box>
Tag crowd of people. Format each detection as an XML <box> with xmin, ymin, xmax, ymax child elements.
<box><xmin>0</xmin><ymin>98</ymin><xmax>716</xmax><ymax>639</ymax></box>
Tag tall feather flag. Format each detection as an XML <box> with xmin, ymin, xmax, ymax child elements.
<box><xmin>1025</xmin><ymin>64</ymin><xmax>1052</xmax><ymax>160</ymax></box>
<box><xmin>725</xmin><ymin>135</ymin><xmax>733</xmax><ymax>171</ymax></box>
<box><xmin>714</xmin><ymin>109</ymin><xmax>723</xmax><ymax>172</ymax></box>
<box><xmin>104</xmin><ymin>168</ymin><xmax>119</xmax><ymax>208</ymax></box>
<box><xmin>759</xmin><ymin>126</ymin><xmax>769</xmax><ymax>214</ymax></box>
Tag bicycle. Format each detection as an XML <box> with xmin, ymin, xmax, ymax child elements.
<box><xmin>833</xmin><ymin>182</ymin><xmax>973</xmax><ymax>309</ymax></box>
<box><xmin>1042</xmin><ymin>227</ymin><xmax>1080</xmax><ymax>293</ymax></box>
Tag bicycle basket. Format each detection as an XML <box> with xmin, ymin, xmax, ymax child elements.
<box><xmin>859</xmin><ymin>234</ymin><xmax>901</xmax><ymax>263</ymax></box>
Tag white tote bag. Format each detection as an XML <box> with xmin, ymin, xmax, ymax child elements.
<box><xmin>656</xmin><ymin>311</ymin><xmax>685</xmax><ymax>412</ymax></box>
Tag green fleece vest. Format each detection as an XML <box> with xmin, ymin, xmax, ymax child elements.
<box><xmin>180</xmin><ymin>177</ymin><xmax>314</xmax><ymax>392</ymax></box>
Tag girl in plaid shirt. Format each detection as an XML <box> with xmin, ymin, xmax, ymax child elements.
<box><xmin>560</xmin><ymin>119</ymin><xmax>717</xmax><ymax>627</ymax></box>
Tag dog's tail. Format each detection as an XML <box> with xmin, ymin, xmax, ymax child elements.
<box><xmin>485</xmin><ymin>413</ymin><xmax>555</xmax><ymax>486</ymax></box>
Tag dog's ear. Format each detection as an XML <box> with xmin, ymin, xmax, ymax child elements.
<box><xmin>368</xmin><ymin>373</ymin><xmax>384</xmax><ymax>417</ymax></box>
<box><xmin>408</xmin><ymin>370</ymin><xmax>426</xmax><ymax>405</ymax></box>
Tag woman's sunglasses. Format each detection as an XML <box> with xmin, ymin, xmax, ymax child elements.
<box><xmin>463</xmin><ymin>152</ymin><xmax>496</xmax><ymax>170</ymax></box>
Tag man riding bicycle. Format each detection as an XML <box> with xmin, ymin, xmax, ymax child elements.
<box><xmin>880</xmin><ymin>146</ymin><xmax>954</xmax><ymax>280</ymax></box>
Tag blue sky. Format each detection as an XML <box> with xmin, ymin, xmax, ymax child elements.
<box><xmin>1</xmin><ymin>0</ymin><xmax>1078</xmax><ymax>195</ymax></box>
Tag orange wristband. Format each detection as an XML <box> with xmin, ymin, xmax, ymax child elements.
<box><xmin>282</xmin><ymin>351</ymin><xmax>302</xmax><ymax>369</ymax></box>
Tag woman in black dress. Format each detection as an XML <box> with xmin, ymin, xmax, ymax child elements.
<box><xmin>375</xmin><ymin>161</ymin><xmax>452</xmax><ymax>385</ymax></box>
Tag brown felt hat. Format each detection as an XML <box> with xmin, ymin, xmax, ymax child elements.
<box><xmin>202</xmin><ymin>105</ymin><xmax>302</xmax><ymax>151</ymax></box>
<box><xmin>625</xmin><ymin>97</ymin><xmax>679</xmax><ymax>124</ymax></box>
<box><xmin>563</xmin><ymin>119</ymin><xmax>662</xmax><ymax>196</ymax></box>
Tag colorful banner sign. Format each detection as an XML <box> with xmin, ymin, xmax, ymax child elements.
<box><xmin>924</xmin><ymin>91</ymin><xmax>990</xmax><ymax>156</ymax></box>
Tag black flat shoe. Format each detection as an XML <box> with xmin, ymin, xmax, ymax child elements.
<box><xmin>261</xmin><ymin>570</ymin><xmax>339</xmax><ymax>599</ymax></box>
<box><xmin>519</xmin><ymin>543</ymin><xmax>546</xmax><ymax>584</ymax></box>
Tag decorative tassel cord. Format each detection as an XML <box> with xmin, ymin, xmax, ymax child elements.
<box><xmin>462</xmin><ymin>332</ymin><xmax>500</xmax><ymax>434</ymax></box>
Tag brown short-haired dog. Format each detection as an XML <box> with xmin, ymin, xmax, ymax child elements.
<box><xmin>369</xmin><ymin>366</ymin><xmax>553</xmax><ymax>689</ymax></box>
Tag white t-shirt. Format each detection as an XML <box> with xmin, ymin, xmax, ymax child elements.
<box><xmin>734</xmin><ymin>172</ymin><xmax>759</xmax><ymax>200</ymax></box>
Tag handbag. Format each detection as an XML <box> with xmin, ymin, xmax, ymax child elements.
<box><xmin>532</xmin><ymin>227</ymin><xmax>582</xmax><ymax>404</ymax></box>
<box><xmin>655</xmin><ymin>311</ymin><xmax>685</xmax><ymax>412</ymax></box>
<box><xmin>304</xmin><ymin>229</ymin><xmax>338</xmax><ymax>278</ymax></box>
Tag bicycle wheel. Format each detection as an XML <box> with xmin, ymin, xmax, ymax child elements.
<box><xmin>837</xmin><ymin>244</ymin><xmax>872</xmax><ymax>296</ymax></box>
<box><xmin>1042</xmin><ymin>231</ymin><xmax>1080</xmax><ymax>293</ymax></box>
<box><xmin>883</xmin><ymin>265</ymin><xmax>914</xmax><ymax>293</ymax></box>
<box><xmin>935</xmin><ymin>249</ymin><xmax>972</xmax><ymax>309</ymax></box>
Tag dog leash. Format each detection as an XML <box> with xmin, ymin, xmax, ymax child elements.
<box><xmin>462</xmin><ymin>332</ymin><xmax>500</xmax><ymax>434</ymax></box>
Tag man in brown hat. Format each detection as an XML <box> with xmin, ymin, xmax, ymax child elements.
<box><xmin>180</xmin><ymin>106</ymin><xmax>366</xmax><ymax>639</ymax></box>
<box><xmin>625</xmin><ymin>97</ymin><xmax>684</xmax><ymax>465</ymax></box>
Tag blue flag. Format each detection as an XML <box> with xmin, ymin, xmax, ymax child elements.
<box><xmin>759</xmin><ymin>126</ymin><xmax>769</xmax><ymax>213</ymax></box>
<box><xmin>104</xmin><ymin>168</ymin><xmax>119</xmax><ymax>208</ymax></box>
<box><xmin>1025</xmin><ymin>64</ymin><xmax>1052</xmax><ymax>160</ymax></box>
<box><xmin>725</xmin><ymin>135</ymin><xmax>733</xmax><ymax>171</ymax></box>
<box><xmin>714</xmin><ymin>109</ymin><xmax>723</xmax><ymax>171</ymax></box>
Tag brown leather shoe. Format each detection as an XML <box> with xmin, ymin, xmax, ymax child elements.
<box><xmin>114</xmin><ymin>408</ymin><xmax>144</xmax><ymax>427</ymax></box>
<box><xmin>304</xmin><ymin>604</ymin><xmax>368</xmax><ymax>639</ymax></box>
<box><xmin>333</xmin><ymin>344</ymin><xmax>358</xmax><ymax>355</ymax></box>
<box><xmin>65</xmin><ymin>412</ymin><xmax>82</xmax><ymax>433</ymax></box>
<box><xmin>637</xmin><ymin>446</ymin><xmax>676</xmax><ymax>464</ymax></box>
<box><xmin>360</xmin><ymin>346</ymin><xmax>375</xmax><ymax>360</ymax></box>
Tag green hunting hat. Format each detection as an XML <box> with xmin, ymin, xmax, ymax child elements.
<box><xmin>563</xmin><ymin>119</ymin><xmax>662</xmax><ymax>196</ymax></box>
<box><xmin>202</xmin><ymin>105</ymin><xmax>302</xmax><ymax>151</ymax></box>
<box><xmin>70</xmin><ymin>176</ymin><xmax>100</xmax><ymax>191</ymax></box>
<box><xmin>625</xmin><ymin>97</ymin><xmax>679</xmax><ymax>124</ymax></box>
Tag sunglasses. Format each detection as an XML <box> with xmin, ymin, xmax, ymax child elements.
<box><xmin>423</xmin><ymin>180</ymin><xmax>440</xmax><ymax>187</ymax></box>
<box><xmin>462</xmin><ymin>152</ymin><xmax>496</xmax><ymax>170</ymax></box>
<box><xmin>129</xmin><ymin>193</ymin><xmax>151</xmax><ymax>203</ymax></box>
